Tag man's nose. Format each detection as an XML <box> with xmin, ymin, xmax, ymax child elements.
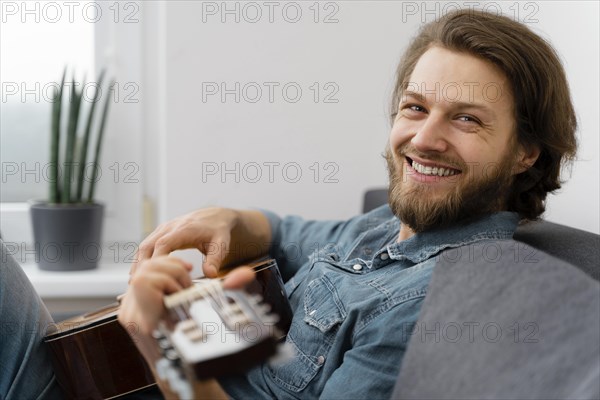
<box><xmin>411</xmin><ymin>114</ymin><xmax>448</xmax><ymax>153</ymax></box>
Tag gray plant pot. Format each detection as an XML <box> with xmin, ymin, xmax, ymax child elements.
<box><xmin>30</xmin><ymin>202</ymin><xmax>104</xmax><ymax>271</ymax></box>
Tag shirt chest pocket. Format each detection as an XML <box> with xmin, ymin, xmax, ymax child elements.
<box><xmin>269</xmin><ymin>274</ymin><xmax>346</xmax><ymax>393</ymax></box>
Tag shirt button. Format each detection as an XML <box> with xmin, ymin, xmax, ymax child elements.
<box><xmin>352</xmin><ymin>264</ymin><xmax>363</xmax><ymax>271</ymax></box>
<box><xmin>317</xmin><ymin>355</ymin><xmax>325</xmax><ymax>365</ymax></box>
<box><xmin>380</xmin><ymin>252</ymin><xmax>389</xmax><ymax>261</ymax></box>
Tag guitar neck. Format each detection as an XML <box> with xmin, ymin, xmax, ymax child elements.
<box><xmin>191</xmin><ymin>257</ymin><xmax>292</xmax><ymax>333</ymax></box>
<box><xmin>153</xmin><ymin>258</ymin><xmax>292</xmax><ymax>398</ymax></box>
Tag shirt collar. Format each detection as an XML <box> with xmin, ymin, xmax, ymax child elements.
<box><xmin>387</xmin><ymin>212</ymin><xmax>520</xmax><ymax>264</ymax></box>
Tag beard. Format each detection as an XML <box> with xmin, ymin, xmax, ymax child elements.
<box><xmin>384</xmin><ymin>145</ymin><xmax>517</xmax><ymax>233</ymax></box>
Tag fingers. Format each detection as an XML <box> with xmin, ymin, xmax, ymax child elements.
<box><xmin>130</xmin><ymin>231</ymin><xmax>160</xmax><ymax>276</ymax></box>
<box><xmin>152</xmin><ymin>232</ymin><xmax>186</xmax><ymax>258</ymax></box>
<box><xmin>202</xmin><ymin>263</ymin><xmax>219</xmax><ymax>278</ymax></box>
<box><xmin>201</xmin><ymin>234</ymin><xmax>231</xmax><ymax>278</ymax></box>
<box><xmin>131</xmin><ymin>224</ymin><xmax>192</xmax><ymax>276</ymax></box>
<box><xmin>121</xmin><ymin>257</ymin><xmax>256</xmax><ymax>337</ymax></box>
<box><xmin>130</xmin><ymin>210</ymin><xmax>232</xmax><ymax>277</ymax></box>
<box><xmin>131</xmin><ymin>256</ymin><xmax>193</xmax><ymax>292</ymax></box>
<box><xmin>122</xmin><ymin>256</ymin><xmax>194</xmax><ymax>335</ymax></box>
<box><xmin>222</xmin><ymin>266</ymin><xmax>255</xmax><ymax>290</ymax></box>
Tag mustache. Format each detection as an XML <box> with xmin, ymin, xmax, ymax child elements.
<box><xmin>393</xmin><ymin>144</ymin><xmax>467</xmax><ymax>171</ymax></box>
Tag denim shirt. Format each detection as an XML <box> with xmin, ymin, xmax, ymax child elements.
<box><xmin>220</xmin><ymin>205</ymin><xmax>519</xmax><ymax>399</ymax></box>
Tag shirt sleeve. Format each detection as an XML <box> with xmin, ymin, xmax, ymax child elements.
<box><xmin>259</xmin><ymin>210</ymin><xmax>348</xmax><ymax>282</ymax></box>
<box><xmin>259</xmin><ymin>205</ymin><xmax>393</xmax><ymax>282</ymax></box>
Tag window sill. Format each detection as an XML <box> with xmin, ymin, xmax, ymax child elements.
<box><xmin>22</xmin><ymin>261</ymin><xmax>129</xmax><ymax>298</ymax></box>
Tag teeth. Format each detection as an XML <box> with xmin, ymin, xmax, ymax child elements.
<box><xmin>411</xmin><ymin>160</ymin><xmax>458</xmax><ymax>176</ymax></box>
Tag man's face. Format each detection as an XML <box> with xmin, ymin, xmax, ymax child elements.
<box><xmin>387</xmin><ymin>46</ymin><xmax>527</xmax><ymax>233</ymax></box>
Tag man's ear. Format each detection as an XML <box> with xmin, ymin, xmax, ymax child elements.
<box><xmin>514</xmin><ymin>142</ymin><xmax>541</xmax><ymax>174</ymax></box>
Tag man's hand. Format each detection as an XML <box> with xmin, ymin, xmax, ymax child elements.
<box><xmin>131</xmin><ymin>207</ymin><xmax>271</xmax><ymax>278</ymax></box>
<box><xmin>118</xmin><ymin>257</ymin><xmax>255</xmax><ymax>399</ymax></box>
<box><xmin>120</xmin><ymin>256</ymin><xmax>193</xmax><ymax>335</ymax></box>
<box><xmin>120</xmin><ymin>256</ymin><xmax>255</xmax><ymax>336</ymax></box>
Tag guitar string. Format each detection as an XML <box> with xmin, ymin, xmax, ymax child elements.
<box><xmin>204</xmin><ymin>280</ymin><xmax>235</xmax><ymax>327</ymax></box>
<box><xmin>167</xmin><ymin>268</ymin><xmax>274</xmax><ymax>333</ymax></box>
<box><xmin>169</xmin><ymin>284</ymin><xmax>205</xmax><ymax>326</ymax></box>
<box><xmin>168</xmin><ymin>280</ymin><xmax>231</xmax><ymax>329</ymax></box>
<box><xmin>170</xmin><ymin>260</ymin><xmax>275</xmax><ymax>328</ymax></box>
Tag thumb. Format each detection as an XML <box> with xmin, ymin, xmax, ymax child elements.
<box><xmin>202</xmin><ymin>236</ymin><xmax>230</xmax><ymax>278</ymax></box>
<box><xmin>223</xmin><ymin>267</ymin><xmax>255</xmax><ymax>290</ymax></box>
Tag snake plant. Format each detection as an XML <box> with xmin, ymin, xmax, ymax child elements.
<box><xmin>49</xmin><ymin>68</ymin><xmax>113</xmax><ymax>204</ymax></box>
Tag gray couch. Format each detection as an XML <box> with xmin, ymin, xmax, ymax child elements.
<box><xmin>363</xmin><ymin>189</ymin><xmax>600</xmax><ymax>399</ymax></box>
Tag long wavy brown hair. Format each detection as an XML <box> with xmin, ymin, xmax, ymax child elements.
<box><xmin>390</xmin><ymin>9</ymin><xmax>577</xmax><ymax>220</ymax></box>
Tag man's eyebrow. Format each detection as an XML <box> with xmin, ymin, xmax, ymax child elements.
<box><xmin>401</xmin><ymin>91</ymin><xmax>496</xmax><ymax>116</ymax></box>
<box><xmin>401</xmin><ymin>91</ymin><xmax>427</xmax><ymax>103</ymax></box>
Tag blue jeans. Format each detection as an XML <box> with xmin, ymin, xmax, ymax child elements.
<box><xmin>0</xmin><ymin>241</ymin><xmax>165</xmax><ymax>400</ymax></box>
<box><xmin>0</xmin><ymin>239</ymin><xmax>63</xmax><ymax>399</ymax></box>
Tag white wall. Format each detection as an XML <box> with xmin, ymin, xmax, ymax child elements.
<box><xmin>142</xmin><ymin>1</ymin><xmax>599</xmax><ymax>234</ymax></box>
<box><xmin>533</xmin><ymin>2</ymin><xmax>600</xmax><ymax>234</ymax></box>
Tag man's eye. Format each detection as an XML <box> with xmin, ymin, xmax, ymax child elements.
<box><xmin>403</xmin><ymin>104</ymin><xmax>426</xmax><ymax>113</ymax></box>
<box><xmin>457</xmin><ymin>115</ymin><xmax>481</xmax><ymax>124</ymax></box>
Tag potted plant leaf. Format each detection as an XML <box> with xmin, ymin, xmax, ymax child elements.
<box><xmin>30</xmin><ymin>68</ymin><xmax>114</xmax><ymax>271</ymax></box>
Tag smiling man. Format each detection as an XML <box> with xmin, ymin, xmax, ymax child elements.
<box><xmin>386</xmin><ymin>46</ymin><xmax>541</xmax><ymax>239</ymax></box>
<box><xmin>115</xmin><ymin>9</ymin><xmax>579</xmax><ymax>400</ymax></box>
<box><xmin>0</xmin><ymin>7</ymin><xmax>581</xmax><ymax>400</ymax></box>
<box><xmin>116</xmin><ymin>8</ymin><xmax>579</xmax><ymax>400</ymax></box>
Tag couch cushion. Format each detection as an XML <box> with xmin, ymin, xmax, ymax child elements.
<box><xmin>392</xmin><ymin>240</ymin><xmax>600</xmax><ymax>400</ymax></box>
<box><xmin>514</xmin><ymin>220</ymin><xmax>600</xmax><ymax>281</ymax></box>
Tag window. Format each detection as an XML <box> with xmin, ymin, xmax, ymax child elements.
<box><xmin>1</xmin><ymin>1</ymin><xmax>143</xmax><ymax>252</ymax></box>
<box><xmin>1</xmin><ymin>3</ymin><xmax>95</xmax><ymax>202</ymax></box>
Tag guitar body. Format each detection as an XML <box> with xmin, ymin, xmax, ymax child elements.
<box><xmin>44</xmin><ymin>258</ymin><xmax>291</xmax><ymax>400</ymax></box>
<box><xmin>44</xmin><ymin>304</ymin><xmax>156</xmax><ymax>400</ymax></box>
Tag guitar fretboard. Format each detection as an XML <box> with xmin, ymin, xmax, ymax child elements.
<box><xmin>164</xmin><ymin>279</ymin><xmax>261</xmax><ymax>330</ymax></box>
<box><xmin>153</xmin><ymin>259</ymin><xmax>290</xmax><ymax>398</ymax></box>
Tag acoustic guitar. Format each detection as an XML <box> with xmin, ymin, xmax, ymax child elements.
<box><xmin>44</xmin><ymin>258</ymin><xmax>292</xmax><ymax>400</ymax></box>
